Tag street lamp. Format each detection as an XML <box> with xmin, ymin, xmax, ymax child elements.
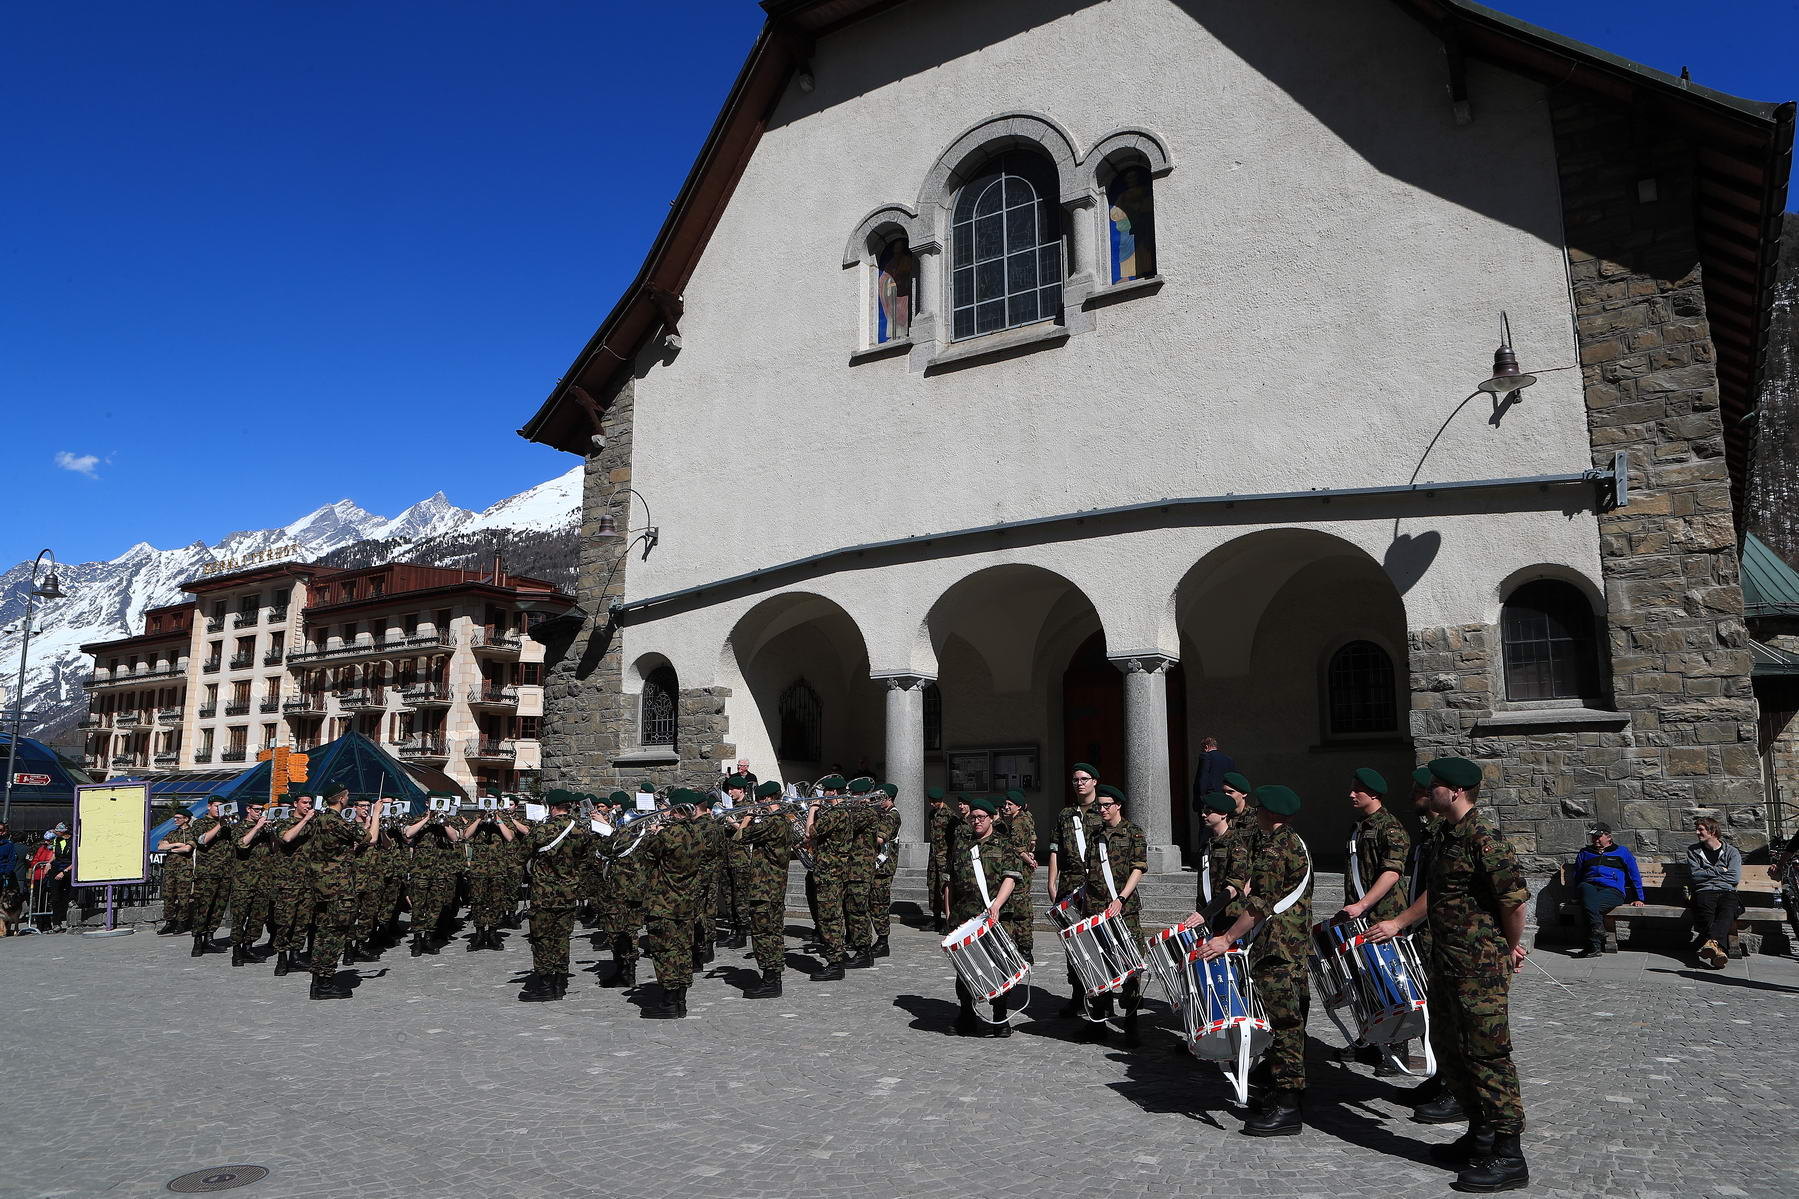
<box><xmin>3</xmin><ymin>549</ymin><xmax>66</xmax><ymax>824</ymax></box>
<box><xmin>593</xmin><ymin>488</ymin><xmax>659</xmax><ymax>628</ymax></box>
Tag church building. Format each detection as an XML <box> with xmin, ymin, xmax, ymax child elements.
<box><xmin>518</xmin><ymin>0</ymin><xmax>1793</xmax><ymax>872</ymax></box>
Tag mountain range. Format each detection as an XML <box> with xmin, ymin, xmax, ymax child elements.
<box><xmin>0</xmin><ymin>468</ymin><xmax>582</xmax><ymax>748</ymax></box>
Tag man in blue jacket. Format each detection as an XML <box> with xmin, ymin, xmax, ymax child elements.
<box><xmin>1571</xmin><ymin>823</ymin><xmax>1644</xmax><ymax>957</ymax></box>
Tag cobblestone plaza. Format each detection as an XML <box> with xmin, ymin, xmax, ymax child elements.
<box><xmin>5</xmin><ymin>922</ymin><xmax>1796</xmax><ymax>1199</ymax></box>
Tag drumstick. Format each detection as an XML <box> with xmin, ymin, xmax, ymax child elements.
<box><xmin>1523</xmin><ymin>955</ymin><xmax>1576</xmax><ymax>995</ymax></box>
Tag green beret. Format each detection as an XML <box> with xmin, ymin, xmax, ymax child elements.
<box><xmin>820</xmin><ymin>774</ymin><xmax>846</xmax><ymax>790</ymax></box>
<box><xmin>1004</xmin><ymin>789</ymin><xmax>1025</xmax><ymax>807</ymax></box>
<box><xmin>1096</xmin><ymin>784</ymin><xmax>1125</xmax><ymax>803</ymax></box>
<box><xmin>1412</xmin><ymin>767</ymin><xmax>1433</xmax><ymax>788</ymax></box>
<box><xmin>756</xmin><ymin>780</ymin><xmax>782</xmax><ymax>799</ymax></box>
<box><xmin>1252</xmin><ymin>784</ymin><xmax>1301</xmax><ymax>816</ymax></box>
<box><xmin>1071</xmin><ymin>762</ymin><xmax>1098</xmax><ymax>778</ymax></box>
<box><xmin>288</xmin><ymin>787</ymin><xmax>313</xmax><ymax>799</ymax></box>
<box><xmin>1201</xmin><ymin>790</ymin><xmax>1235</xmax><ymax>815</ymax></box>
<box><xmin>638</xmin><ymin>780</ymin><xmax>655</xmax><ymax>792</ymax></box>
<box><xmin>608</xmin><ymin>791</ymin><xmax>630</xmax><ymax>804</ymax></box>
<box><xmin>879</xmin><ymin>782</ymin><xmax>898</xmax><ymax>798</ymax></box>
<box><xmin>926</xmin><ymin>786</ymin><xmax>946</xmax><ymax>801</ymax></box>
<box><xmin>848</xmin><ymin>777</ymin><xmax>873</xmax><ymax>795</ymax></box>
<box><xmin>1222</xmin><ymin>772</ymin><xmax>1251</xmax><ymax>793</ymax></box>
<box><xmin>724</xmin><ymin>774</ymin><xmax>749</xmax><ymax>791</ymax></box>
<box><xmin>1427</xmin><ymin>757</ymin><xmax>1484</xmax><ymax>790</ymax></box>
<box><xmin>545</xmin><ymin>789</ymin><xmax>576</xmax><ymax>806</ymax></box>
<box><xmin>1352</xmin><ymin>768</ymin><xmax>1387</xmax><ymax>796</ymax></box>
<box><xmin>317</xmin><ymin>781</ymin><xmax>348</xmax><ymax>798</ymax></box>
<box><xmin>968</xmin><ymin>797</ymin><xmax>997</xmax><ymax>816</ymax></box>
<box><xmin>170</xmin><ymin>808</ymin><xmax>193</xmax><ymax>818</ymax></box>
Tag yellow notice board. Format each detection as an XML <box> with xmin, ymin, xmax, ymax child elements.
<box><xmin>74</xmin><ymin>783</ymin><xmax>151</xmax><ymax>886</ymax></box>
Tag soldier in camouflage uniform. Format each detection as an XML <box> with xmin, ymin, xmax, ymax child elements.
<box><xmin>997</xmin><ymin>790</ymin><xmax>1036</xmax><ymax>960</ymax></box>
<box><xmin>1186</xmin><ymin>790</ymin><xmax>1245</xmax><ymax>930</ymax></box>
<box><xmin>1368</xmin><ymin>757</ymin><xmax>1530</xmax><ymax>1192</ymax></box>
<box><xmin>808</xmin><ymin>778</ymin><xmax>870</xmax><ymax>979</ymax></box>
<box><xmin>187</xmin><ymin>797</ymin><xmax>234</xmax><ymax>956</ymax></box>
<box><xmin>1200</xmin><ymin>784</ymin><xmax>1313</xmax><ymax>1136</ymax></box>
<box><xmin>600</xmin><ymin>788</ymin><xmax>652</xmax><ymax>988</ymax></box>
<box><xmin>1334</xmin><ymin>768</ymin><xmax>1415</xmax><ymax>1076</ymax></box>
<box><xmin>842</xmin><ymin>777</ymin><xmax>879</xmax><ymax>968</ymax></box>
<box><xmin>266</xmin><ymin>791</ymin><xmax>314</xmax><ymax>976</ymax></box>
<box><xmin>344</xmin><ymin>799</ymin><xmax>382</xmax><ymax>964</ymax></box>
<box><xmin>402</xmin><ymin>799</ymin><xmax>461</xmax><ymax>956</ymax></box>
<box><xmin>945</xmin><ymin>796</ymin><xmax>1024</xmax><ymax>1036</ymax></box>
<box><xmin>228</xmin><ymin>801</ymin><xmax>276</xmax><ymax>966</ymax></box>
<box><xmin>1047</xmin><ymin>764</ymin><xmax>1101</xmax><ymax>1016</ymax></box>
<box><xmin>154</xmin><ymin>809</ymin><xmax>196</xmax><ymax>935</ymax></box>
<box><xmin>924</xmin><ymin>787</ymin><xmax>949</xmax><ymax>932</ymax></box>
<box><xmin>284</xmin><ymin>781</ymin><xmax>375</xmax><ymax>999</ymax></box>
<box><xmin>460</xmin><ymin>801</ymin><xmax>515</xmax><ymax>950</ymax></box>
<box><xmin>733</xmin><ymin>780</ymin><xmax>793</xmax><ymax>996</ymax></box>
<box><xmin>866</xmin><ymin>783</ymin><xmax>903</xmax><ymax>956</ymax></box>
<box><xmin>373</xmin><ymin>805</ymin><xmax>409</xmax><ymax>948</ymax></box>
<box><xmin>693</xmin><ymin>786</ymin><xmax>730</xmax><ymax>969</ymax></box>
<box><xmin>642</xmin><ymin>789</ymin><xmax>713</xmax><ymax>1017</ymax></box>
<box><xmin>1083</xmin><ymin>784</ymin><xmax>1148</xmax><ymax>1043</ymax></box>
<box><xmin>510</xmin><ymin>789</ymin><xmax>592</xmax><ymax>1001</ymax></box>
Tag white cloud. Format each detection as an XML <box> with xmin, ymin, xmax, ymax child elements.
<box><xmin>55</xmin><ymin>451</ymin><xmax>102</xmax><ymax>479</ymax></box>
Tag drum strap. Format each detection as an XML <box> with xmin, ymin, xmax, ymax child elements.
<box><xmin>1199</xmin><ymin>849</ymin><xmax>1213</xmax><ymax>907</ymax></box>
<box><xmin>1072</xmin><ymin>813</ymin><xmax>1088</xmax><ymax>863</ymax></box>
<box><xmin>1405</xmin><ymin>841</ymin><xmax>1428</xmax><ymax>905</ymax></box>
<box><xmin>537</xmin><ymin>817</ymin><xmax>576</xmax><ymax>855</ymax></box>
<box><xmin>970</xmin><ymin>844</ymin><xmax>992</xmax><ymax>908</ymax></box>
<box><xmin>1346</xmin><ymin>829</ymin><xmax>1366</xmax><ymax>902</ymax></box>
<box><xmin>1246</xmin><ymin>835</ymin><xmax>1312</xmax><ymax>946</ymax></box>
<box><xmin>1098</xmin><ymin>840</ymin><xmax>1120</xmax><ymax>902</ymax></box>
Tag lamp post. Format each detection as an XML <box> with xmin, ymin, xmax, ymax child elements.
<box><xmin>593</xmin><ymin>488</ymin><xmax>659</xmax><ymax>628</ymax></box>
<box><xmin>3</xmin><ymin>549</ymin><xmax>66</xmax><ymax>824</ymax></box>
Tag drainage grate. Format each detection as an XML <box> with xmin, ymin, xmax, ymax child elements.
<box><xmin>167</xmin><ymin>1165</ymin><xmax>270</xmax><ymax>1193</ymax></box>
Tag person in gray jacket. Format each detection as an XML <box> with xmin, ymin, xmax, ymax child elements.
<box><xmin>1686</xmin><ymin>816</ymin><xmax>1742</xmax><ymax>969</ymax></box>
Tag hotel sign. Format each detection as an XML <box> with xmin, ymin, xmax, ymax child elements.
<box><xmin>200</xmin><ymin>544</ymin><xmax>302</xmax><ymax>577</ymax></box>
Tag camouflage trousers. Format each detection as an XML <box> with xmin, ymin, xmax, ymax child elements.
<box><xmin>1253</xmin><ymin>955</ymin><xmax>1310</xmax><ymax>1089</ymax></box>
<box><xmin>745</xmin><ymin>899</ymin><xmax>785</xmax><ymax>975</ymax></box>
<box><xmin>1429</xmin><ymin>966</ymin><xmax>1524</xmax><ymax>1134</ymax></box>
<box><xmin>695</xmin><ymin>871</ymin><xmax>717</xmax><ymax>946</ymax></box>
<box><xmin>160</xmin><ymin>867</ymin><xmax>192</xmax><ymax>926</ymax></box>
<box><xmin>467</xmin><ymin>869</ymin><xmax>513</xmax><ymax>930</ymax></box>
<box><xmin>190</xmin><ymin>869</ymin><xmax>231</xmax><ymax>937</ymax></box>
<box><xmin>310</xmin><ymin>885</ymin><xmax>359</xmax><ymax>979</ymax></box>
<box><xmin>647</xmin><ymin>910</ymin><xmax>696</xmax><ymax>991</ymax></box>
<box><xmin>230</xmin><ymin>880</ymin><xmax>271</xmax><ymax>945</ymax></box>
<box><xmin>602</xmin><ymin>898</ymin><xmax>643</xmax><ymax>964</ymax></box>
<box><xmin>268</xmin><ymin>878</ymin><xmax>313</xmax><ymax>950</ymax></box>
<box><xmin>813</xmin><ymin>876</ymin><xmax>870</xmax><ymax>963</ymax></box>
<box><xmin>925</xmin><ymin>856</ymin><xmax>944</xmax><ymax>918</ymax></box>
<box><xmin>409</xmin><ymin>874</ymin><xmax>455</xmax><ymax>935</ymax></box>
<box><xmin>869</xmin><ymin>871</ymin><xmax>896</xmax><ymax>937</ymax></box>
<box><xmin>528</xmin><ymin>903</ymin><xmax>576</xmax><ymax>978</ymax></box>
<box><xmin>721</xmin><ymin>861</ymin><xmax>752</xmax><ymax>931</ymax></box>
<box><xmin>353</xmin><ymin>883</ymin><xmax>382</xmax><ymax>939</ymax></box>
<box><xmin>377</xmin><ymin>871</ymin><xmax>405</xmax><ymax>930</ymax></box>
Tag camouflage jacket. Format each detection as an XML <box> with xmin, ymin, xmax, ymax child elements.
<box><xmin>1425</xmin><ymin>807</ymin><xmax>1527</xmax><ymax>972</ymax></box>
<box><xmin>927</xmin><ymin>805</ymin><xmax>950</xmax><ymax>851</ymax></box>
<box><xmin>1083</xmin><ymin>818</ymin><xmax>1147</xmax><ymax>920</ymax></box>
<box><xmin>932</xmin><ymin>814</ymin><xmax>973</xmax><ymax>883</ymax></box>
<box><xmin>407</xmin><ymin>823</ymin><xmax>462</xmax><ymax>881</ymax></box>
<box><xmin>946</xmin><ymin>830</ymin><xmax>1024</xmax><ymax>927</ymax></box>
<box><xmin>1348</xmin><ymin>805</ymin><xmax>1412</xmax><ymax>923</ymax></box>
<box><xmin>1234</xmin><ymin>823</ymin><xmax>1313</xmax><ymax>966</ymax></box>
<box><xmin>308</xmin><ymin>809</ymin><xmax>364</xmax><ymax>894</ymax></box>
<box><xmin>229</xmin><ymin>817</ymin><xmax>276</xmax><ymax>888</ymax></box>
<box><xmin>462</xmin><ymin>819</ymin><xmax>512</xmax><ymax>873</ymax></box>
<box><xmin>1002</xmin><ymin>810</ymin><xmax>1037</xmax><ymax>879</ymax></box>
<box><xmin>811</xmin><ymin>802</ymin><xmax>865</xmax><ymax>884</ymax></box>
<box><xmin>264</xmin><ymin>818</ymin><xmax>305</xmax><ymax>885</ymax></box>
<box><xmin>1196</xmin><ymin>822</ymin><xmax>1253</xmax><ymax>921</ymax></box>
<box><xmin>190</xmin><ymin>816</ymin><xmax>232</xmax><ymax>876</ymax></box>
<box><xmin>642</xmin><ymin>818</ymin><xmax>711</xmax><ymax>918</ymax></box>
<box><xmin>734</xmin><ymin>814</ymin><xmax>793</xmax><ymax>902</ymax></box>
<box><xmin>523</xmin><ymin>817</ymin><xmax>593</xmax><ymax>907</ymax></box>
<box><xmin>865</xmin><ymin>808</ymin><xmax>902</xmax><ymax>878</ymax></box>
<box><xmin>1048</xmin><ymin>803</ymin><xmax>1099</xmax><ymax>898</ymax></box>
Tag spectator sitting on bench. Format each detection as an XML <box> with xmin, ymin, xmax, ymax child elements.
<box><xmin>1686</xmin><ymin>816</ymin><xmax>1741</xmax><ymax>970</ymax></box>
<box><xmin>1570</xmin><ymin>822</ymin><xmax>1644</xmax><ymax>958</ymax></box>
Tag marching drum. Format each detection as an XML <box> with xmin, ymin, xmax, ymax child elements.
<box><xmin>1057</xmin><ymin>907</ymin><xmax>1146</xmax><ymax>998</ymax></box>
<box><xmin>1144</xmin><ymin>923</ymin><xmax>1271</xmax><ymax>1104</ymax></box>
<box><xmin>1309</xmin><ymin>917</ymin><xmax>1430</xmax><ymax>1066</ymax></box>
<box><xmin>941</xmin><ymin>913</ymin><xmax>1030</xmax><ymax>1001</ymax></box>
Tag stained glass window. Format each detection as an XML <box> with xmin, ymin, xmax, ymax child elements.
<box><xmin>640</xmin><ymin>665</ymin><xmax>678</xmax><ymax>748</ymax></box>
<box><xmin>1503</xmin><ymin>581</ymin><xmax>1600</xmax><ymax>702</ymax></box>
<box><xmin>1107</xmin><ymin>164</ymin><xmax>1156</xmax><ymax>283</ymax></box>
<box><xmin>1327</xmin><ymin>641</ymin><xmax>1398</xmax><ymax>735</ymax></box>
<box><xmin>876</xmin><ymin>236</ymin><xmax>915</xmax><ymax>344</ymax></box>
<box><xmin>950</xmin><ymin>152</ymin><xmax>1063</xmax><ymax>340</ymax></box>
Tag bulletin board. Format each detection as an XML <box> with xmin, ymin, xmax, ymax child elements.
<box><xmin>72</xmin><ymin>782</ymin><xmax>151</xmax><ymax>886</ymax></box>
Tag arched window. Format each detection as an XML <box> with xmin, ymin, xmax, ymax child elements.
<box><xmin>639</xmin><ymin>665</ymin><xmax>678</xmax><ymax>748</ymax></box>
<box><xmin>1502</xmin><ymin>580</ymin><xmax>1601</xmax><ymax>702</ymax></box>
<box><xmin>1105</xmin><ymin>162</ymin><xmax>1156</xmax><ymax>283</ymax></box>
<box><xmin>875</xmin><ymin>234</ymin><xmax>915</xmax><ymax>345</ymax></box>
<box><xmin>778</xmin><ymin>678</ymin><xmax>822</xmax><ymax>762</ymax></box>
<box><xmin>950</xmin><ymin>152</ymin><xmax>1063</xmax><ymax>340</ymax></box>
<box><xmin>1327</xmin><ymin>640</ymin><xmax>1398</xmax><ymax>735</ymax></box>
<box><xmin>923</xmin><ymin>681</ymin><xmax>943</xmax><ymax>752</ymax></box>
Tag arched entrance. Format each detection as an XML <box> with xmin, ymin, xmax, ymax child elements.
<box><xmin>1060</xmin><ymin>632</ymin><xmax>1189</xmax><ymax>850</ymax></box>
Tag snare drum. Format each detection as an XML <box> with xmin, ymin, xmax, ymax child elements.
<box><xmin>1187</xmin><ymin>950</ymin><xmax>1270</xmax><ymax>1063</ymax></box>
<box><xmin>1057</xmin><ymin>907</ymin><xmax>1146</xmax><ymax>997</ymax></box>
<box><xmin>1310</xmin><ymin>917</ymin><xmax>1427</xmax><ymax>1046</ymax></box>
<box><xmin>941</xmin><ymin>913</ymin><xmax>1030</xmax><ymax>1001</ymax></box>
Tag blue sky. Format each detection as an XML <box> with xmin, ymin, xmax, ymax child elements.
<box><xmin>4</xmin><ymin>0</ymin><xmax>1794</xmax><ymax>569</ymax></box>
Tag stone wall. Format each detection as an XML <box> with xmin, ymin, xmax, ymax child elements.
<box><xmin>1408</xmin><ymin>93</ymin><xmax>1767</xmax><ymax>869</ymax></box>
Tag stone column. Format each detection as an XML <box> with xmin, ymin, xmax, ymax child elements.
<box><xmin>1113</xmin><ymin>653</ymin><xmax>1181</xmax><ymax>873</ymax></box>
<box><xmin>877</xmin><ymin>673</ymin><xmax>931</xmax><ymax>869</ymax></box>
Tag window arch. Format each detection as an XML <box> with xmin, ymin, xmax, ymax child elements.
<box><xmin>639</xmin><ymin>665</ymin><xmax>678</xmax><ymax>748</ymax></box>
<box><xmin>778</xmin><ymin>678</ymin><xmax>822</xmax><ymax>762</ymax></box>
<box><xmin>875</xmin><ymin>233</ymin><xmax>916</xmax><ymax>345</ymax></box>
<box><xmin>950</xmin><ymin>151</ymin><xmax>1063</xmax><ymax>340</ymax></box>
<box><xmin>1103</xmin><ymin>158</ymin><xmax>1157</xmax><ymax>283</ymax></box>
<box><xmin>1326</xmin><ymin>640</ymin><xmax>1398</xmax><ymax>735</ymax></box>
<box><xmin>1502</xmin><ymin>580</ymin><xmax>1601</xmax><ymax>702</ymax></box>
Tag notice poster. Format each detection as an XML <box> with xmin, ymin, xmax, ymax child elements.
<box><xmin>947</xmin><ymin>751</ymin><xmax>989</xmax><ymax>793</ymax></box>
<box><xmin>73</xmin><ymin>782</ymin><xmax>152</xmax><ymax>886</ymax></box>
<box><xmin>990</xmin><ymin>748</ymin><xmax>1039</xmax><ymax>793</ymax></box>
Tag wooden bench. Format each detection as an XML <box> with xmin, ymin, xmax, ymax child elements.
<box><xmin>1557</xmin><ymin>862</ymin><xmax>1789</xmax><ymax>957</ymax></box>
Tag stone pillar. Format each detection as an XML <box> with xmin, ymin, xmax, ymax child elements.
<box><xmin>878</xmin><ymin>673</ymin><xmax>931</xmax><ymax>869</ymax></box>
<box><xmin>1113</xmin><ymin>653</ymin><xmax>1181</xmax><ymax>872</ymax></box>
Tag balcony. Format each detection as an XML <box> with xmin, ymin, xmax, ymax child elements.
<box><xmin>78</xmin><ymin>717</ymin><xmax>104</xmax><ymax>730</ymax></box>
<box><xmin>470</xmin><ymin>630</ymin><xmax>523</xmax><ymax>656</ymax></box>
<box><xmin>469</xmin><ymin>739</ymin><xmax>518</xmax><ymax>761</ymax></box>
<box><xmin>154</xmin><ymin>752</ymin><xmax>179</xmax><ymax>766</ymax></box>
<box><xmin>202</xmin><ymin>659</ymin><xmax>221</xmax><ymax>674</ymax></box>
<box><xmin>111</xmin><ymin>754</ymin><xmax>139</xmax><ymax>768</ymax></box>
<box><xmin>155</xmin><ymin>708</ymin><xmax>184</xmax><ymax>724</ymax></box>
<box><xmin>286</xmin><ymin>632</ymin><xmax>457</xmax><ymax>664</ymax></box>
<box><xmin>224</xmin><ymin>703</ymin><xmax>251</xmax><ymax>717</ymax></box>
<box><xmin>263</xmin><ymin>650</ymin><xmax>286</xmax><ymax>666</ymax></box>
<box><xmin>259</xmin><ymin>699</ymin><xmax>281</xmax><ymax>714</ymax></box>
<box><xmin>283</xmin><ymin>696</ymin><xmax>324</xmax><ymax>716</ymax></box>
<box><xmin>398</xmin><ymin>738</ymin><xmax>448</xmax><ymax>759</ymax></box>
<box><xmin>86</xmin><ymin>665</ymin><xmax>182</xmax><ymax>688</ymax></box>
<box><xmin>221</xmin><ymin>748</ymin><xmax>248</xmax><ymax>762</ymax></box>
<box><xmin>468</xmin><ymin>685</ymin><xmax>519</xmax><ymax>707</ymax></box>
<box><xmin>236</xmin><ymin>612</ymin><xmax>258</xmax><ymax>627</ymax></box>
<box><xmin>342</xmin><ymin>691</ymin><xmax>387</xmax><ymax>711</ymax></box>
<box><xmin>228</xmin><ymin>655</ymin><xmax>253</xmax><ymax>669</ymax></box>
<box><xmin>113</xmin><ymin>711</ymin><xmax>149</xmax><ymax>730</ymax></box>
<box><xmin>270</xmin><ymin>606</ymin><xmax>289</xmax><ymax>624</ymax></box>
<box><xmin>197</xmin><ymin>706</ymin><xmax>217</xmax><ymax>719</ymax></box>
<box><xmin>193</xmin><ymin>750</ymin><xmax>213</xmax><ymax>763</ymax></box>
<box><xmin>401</xmin><ymin>683</ymin><xmax>452</xmax><ymax>706</ymax></box>
<box><xmin>206</xmin><ymin>618</ymin><xmax>224</xmax><ymax>634</ymax></box>
<box><xmin>293</xmin><ymin>739</ymin><xmax>319</xmax><ymax>752</ymax></box>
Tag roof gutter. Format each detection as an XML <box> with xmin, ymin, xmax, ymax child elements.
<box><xmin>609</xmin><ymin>456</ymin><xmax>1630</xmax><ymax>626</ymax></box>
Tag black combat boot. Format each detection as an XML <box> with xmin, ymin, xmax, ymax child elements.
<box><xmin>811</xmin><ymin>959</ymin><xmax>845</xmax><ymax>981</ymax></box>
<box><xmin>1431</xmin><ymin>1124</ymin><xmax>1496</xmax><ymax>1168</ymax></box>
<box><xmin>745</xmin><ymin>970</ymin><xmax>782</xmax><ymax>998</ymax></box>
<box><xmin>191</xmin><ymin>933</ymin><xmax>209</xmax><ymax>958</ymax></box>
<box><xmin>1121</xmin><ymin>1004</ymin><xmax>1142</xmax><ymax>1048</ymax></box>
<box><xmin>291</xmin><ymin>946</ymin><xmax>313</xmax><ymax>970</ymax></box>
<box><xmin>248</xmin><ymin>940</ymin><xmax>274</xmax><ymax>961</ymax></box>
<box><xmin>700</xmin><ymin>941</ymin><xmax>714</xmax><ymax>965</ymax></box>
<box><xmin>1242</xmin><ymin>1088</ymin><xmax>1303</xmax><ymax>1137</ymax></box>
<box><xmin>644</xmin><ymin>987</ymin><xmax>687</xmax><ymax>1018</ymax></box>
<box><xmin>231</xmin><ymin>943</ymin><xmax>248</xmax><ymax>967</ymax></box>
<box><xmin>955</xmin><ymin>996</ymin><xmax>979</xmax><ymax>1036</ymax></box>
<box><xmin>156</xmin><ymin>920</ymin><xmax>180</xmax><ymax>936</ymax></box>
<box><xmin>273</xmin><ymin>948</ymin><xmax>291</xmax><ymax>977</ymax></box>
<box><xmin>343</xmin><ymin>941</ymin><xmax>361</xmax><ymax>966</ymax></box>
<box><xmin>845</xmin><ymin>947</ymin><xmax>874</xmax><ymax>970</ymax></box>
<box><xmin>517</xmin><ymin>972</ymin><xmax>549</xmax><ymax>999</ymax></box>
<box><xmin>604</xmin><ymin>953</ymin><xmax>635</xmax><ymax>988</ymax></box>
<box><xmin>1453</xmin><ymin>1134</ymin><xmax>1529</xmax><ymax>1193</ymax></box>
<box><xmin>521</xmin><ymin>974</ymin><xmax>565</xmax><ymax>1002</ymax></box>
<box><xmin>1413</xmin><ymin>1092</ymin><xmax>1468</xmax><ymax>1125</ymax></box>
<box><xmin>309</xmin><ymin>974</ymin><xmax>349</xmax><ymax>1000</ymax></box>
<box><xmin>872</xmin><ymin>935</ymin><xmax>890</xmax><ymax>958</ymax></box>
<box><xmin>988</xmin><ymin>997</ymin><xmax>1011</xmax><ymax>1037</ymax></box>
<box><xmin>1059</xmin><ymin>985</ymin><xmax>1083</xmax><ymax>1018</ymax></box>
<box><xmin>410</xmin><ymin>933</ymin><xmax>425</xmax><ymax>957</ymax></box>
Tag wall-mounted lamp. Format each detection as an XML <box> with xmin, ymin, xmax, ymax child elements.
<box><xmin>594</xmin><ymin>488</ymin><xmax>659</xmax><ymax>630</ymax></box>
<box><xmin>1476</xmin><ymin>311</ymin><xmax>1538</xmax><ymax>399</ymax></box>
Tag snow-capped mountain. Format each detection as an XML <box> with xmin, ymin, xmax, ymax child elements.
<box><xmin>0</xmin><ymin>466</ymin><xmax>582</xmax><ymax>744</ymax></box>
